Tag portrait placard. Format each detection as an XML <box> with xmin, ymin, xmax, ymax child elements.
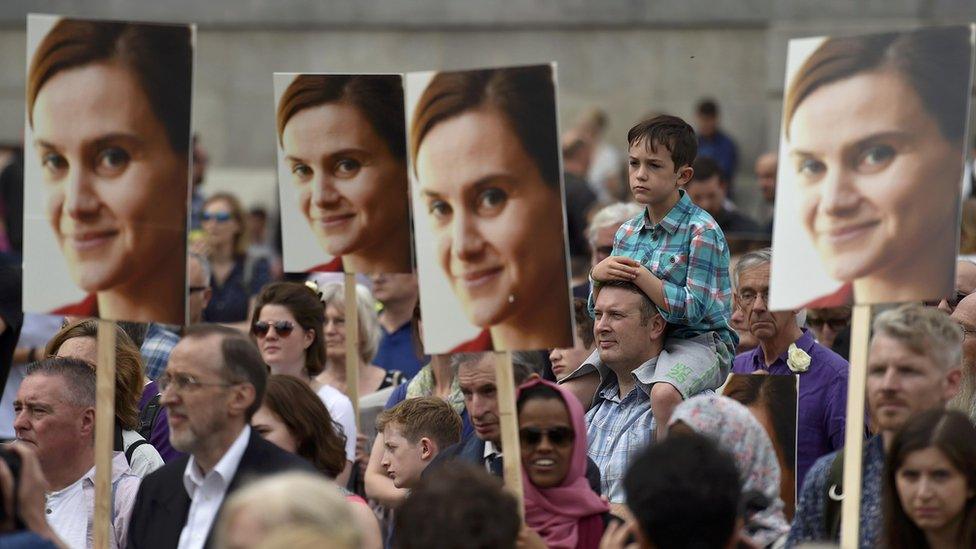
<box><xmin>769</xmin><ymin>27</ymin><xmax>975</xmax><ymax>309</ymax></box>
<box><xmin>724</xmin><ymin>374</ymin><xmax>799</xmax><ymax>515</ymax></box>
<box><xmin>273</xmin><ymin>73</ymin><xmax>413</xmax><ymax>275</ymax></box>
<box><xmin>23</xmin><ymin>14</ymin><xmax>194</xmax><ymax>325</ymax></box>
<box><xmin>406</xmin><ymin>64</ymin><xmax>575</xmax><ymax>353</ymax></box>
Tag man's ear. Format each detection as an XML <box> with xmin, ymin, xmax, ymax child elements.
<box><xmin>944</xmin><ymin>368</ymin><xmax>962</xmax><ymax>401</ymax></box>
<box><xmin>79</xmin><ymin>406</ymin><xmax>96</xmax><ymax>437</ymax></box>
<box><xmin>420</xmin><ymin>437</ymin><xmax>437</xmax><ymax>461</ymax></box>
<box><xmin>677</xmin><ymin>165</ymin><xmax>694</xmax><ymax>186</ymax></box>
<box><xmin>526</xmin><ymin>373</ymin><xmax>541</xmax><ymax>383</ymax></box>
<box><xmin>229</xmin><ymin>383</ymin><xmax>257</xmax><ymax>419</ymax></box>
<box><xmin>649</xmin><ymin>313</ymin><xmax>668</xmax><ymax>340</ymax></box>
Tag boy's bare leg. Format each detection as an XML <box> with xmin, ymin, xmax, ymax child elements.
<box><xmin>650</xmin><ymin>382</ymin><xmax>683</xmax><ymax>441</ymax></box>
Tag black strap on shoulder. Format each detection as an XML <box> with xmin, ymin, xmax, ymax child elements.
<box><xmin>824</xmin><ymin>449</ymin><xmax>846</xmax><ymax>539</ymax></box>
<box><xmin>138</xmin><ymin>393</ymin><xmax>163</xmax><ymax>442</ymax></box>
<box><xmin>125</xmin><ymin>439</ymin><xmax>149</xmax><ymax>465</ymax></box>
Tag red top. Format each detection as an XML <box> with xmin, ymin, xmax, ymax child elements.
<box><xmin>52</xmin><ymin>294</ymin><xmax>98</xmax><ymax>317</ymax></box>
<box><xmin>448</xmin><ymin>329</ymin><xmax>493</xmax><ymax>353</ymax></box>
<box><xmin>803</xmin><ymin>282</ymin><xmax>854</xmax><ymax>308</ymax></box>
<box><xmin>308</xmin><ymin>256</ymin><xmax>344</xmax><ymax>273</ymax></box>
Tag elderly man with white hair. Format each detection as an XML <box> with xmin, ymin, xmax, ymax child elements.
<box><xmin>729</xmin><ymin>248</ymin><xmax>853</xmax><ymax>491</ymax></box>
<box><xmin>572</xmin><ymin>202</ymin><xmax>644</xmax><ymax>300</ymax></box>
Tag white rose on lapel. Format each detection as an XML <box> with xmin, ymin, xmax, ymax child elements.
<box><xmin>787</xmin><ymin>343</ymin><xmax>811</xmax><ymax>373</ymax></box>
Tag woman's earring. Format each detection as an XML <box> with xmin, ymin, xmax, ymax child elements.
<box><xmin>508</xmin><ymin>294</ymin><xmax>515</xmax><ymax>304</ymax></box>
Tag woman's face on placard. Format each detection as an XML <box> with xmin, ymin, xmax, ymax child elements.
<box><xmin>282</xmin><ymin>101</ymin><xmax>409</xmax><ymax>260</ymax></box>
<box><xmin>895</xmin><ymin>446</ymin><xmax>973</xmax><ymax>533</ymax></box>
<box><xmin>416</xmin><ymin>107</ymin><xmax>565</xmax><ymax>328</ymax></box>
<box><xmin>32</xmin><ymin>61</ymin><xmax>187</xmax><ymax>293</ymax></box>
<box><xmin>788</xmin><ymin>69</ymin><xmax>962</xmax><ymax>283</ymax></box>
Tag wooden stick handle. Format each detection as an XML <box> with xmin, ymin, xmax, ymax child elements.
<box><xmin>494</xmin><ymin>351</ymin><xmax>525</xmax><ymax>520</ymax></box>
<box><xmin>840</xmin><ymin>304</ymin><xmax>871</xmax><ymax>548</ymax></box>
<box><xmin>344</xmin><ymin>273</ymin><xmax>360</xmax><ymax>427</ymax></box>
<box><xmin>94</xmin><ymin>320</ymin><xmax>117</xmax><ymax>549</ymax></box>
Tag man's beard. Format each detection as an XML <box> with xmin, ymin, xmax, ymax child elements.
<box><xmin>948</xmin><ymin>370</ymin><xmax>976</xmax><ymax>422</ymax></box>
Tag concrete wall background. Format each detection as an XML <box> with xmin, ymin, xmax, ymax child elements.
<box><xmin>2</xmin><ymin>0</ymin><xmax>973</xmax><ymax>211</ymax></box>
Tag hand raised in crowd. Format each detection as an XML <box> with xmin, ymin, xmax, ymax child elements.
<box><xmin>592</xmin><ymin>256</ymin><xmax>641</xmax><ymax>283</ymax></box>
<box><xmin>599</xmin><ymin>520</ymin><xmax>641</xmax><ymax>549</ymax></box>
<box><xmin>0</xmin><ymin>443</ymin><xmax>67</xmax><ymax>549</ymax></box>
<box><xmin>516</xmin><ymin>524</ymin><xmax>548</xmax><ymax>549</ymax></box>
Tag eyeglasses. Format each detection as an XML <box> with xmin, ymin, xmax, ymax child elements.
<box><xmin>736</xmin><ymin>289</ymin><xmax>769</xmax><ymax>307</ymax></box>
<box><xmin>923</xmin><ymin>290</ymin><xmax>968</xmax><ymax>311</ymax></box>
<box><xmin>202</xmin><ymin>211</ymin><xmax>232</xmax><ymax>223</ymax></box>
<box><xmin>158</xmin><ymin>372</ymin><xmax>237</xmax><ymax>393</ymax></box>
<box><xmin>519</xmin><ymin>426</ymin><xmax>575</xmax><ymax>448</ymax></box>
<box><xmin>252</xmin><ymin>320</ymin><xmax>295</xmax><ymax>338</ymax></box>
<box><xmin>188</xmin><ymin>286</ymin><xmax>208</xmax><ymax>293</ymax></box>
<box><xmin>806</xmin><ymin>317</ymin><xmax>850</xmax><ymax>331</ymax></box>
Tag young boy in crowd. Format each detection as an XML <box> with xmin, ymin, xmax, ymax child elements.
<box><xmin>590</xmin><ymin>114</ymin><xmax>737</xmax><ymax>436</ymax></box>
<box><xmin>376</xmin><ymin>396</ymin><xmax>463</xmax><ymax>490</ymax></box>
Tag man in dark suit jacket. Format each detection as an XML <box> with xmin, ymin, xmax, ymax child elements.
<box><xmin>126</xmin><ymin>325</ymin><xmax>314</xmax><ymax>549</ymax></box>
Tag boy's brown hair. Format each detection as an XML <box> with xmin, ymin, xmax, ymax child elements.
<box><xmin>627</xmin><ymin>114</ymin><xmax>697</xmax><ymax>172</ymax></box>
<box><xmin>376</xmin><ymin>396</ymin><xmax>462</xmax><ymax>449</ymax></box>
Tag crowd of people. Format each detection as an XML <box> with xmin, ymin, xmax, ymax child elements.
<box><xmin>1</xmin><ymin>79</ymin><xmax>976</xmax><ymax>548</ymax></box>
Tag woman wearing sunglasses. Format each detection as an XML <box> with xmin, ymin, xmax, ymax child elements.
<box><xmin>516</xmin><ymin>378</ymin><xmax>609</xmax><ymax>549</ymax></box>
<box><xmin>201</xmin><ymin>192</ymin><xmax>272</xmax><ymax>323</ymax></box>
<box><xmin>250</xmin><ymin>281</ymin><xmax>356</xmax><ymax>484</ymax></box>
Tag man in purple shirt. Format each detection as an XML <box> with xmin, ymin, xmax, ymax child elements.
<box><xmin>730</xmin><ymin>248</ymin><xmax>852</xmax><ymax>489</ymax></box>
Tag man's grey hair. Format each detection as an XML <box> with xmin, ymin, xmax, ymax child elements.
<box><xmin>731</xmin><ymin>247</ymin><xmax>804</xmax><ymax>326</ymax></box>
<box><xmin>452</xmin><ymin>351</ymin><xmax>545</xmax><ymax>386</ymax></box>
<box><xmin>26</xmin><ymin>357</ymin><xmax>96</xmax><ymax>408</ymax></box>
<box><xmin>188</xmin><ymin>251</ymin><xmax>212</xmax><ymax>286</ymax></box>
<box><xmin>587</xmin><ymin>202</ymin><xmax>643</xmax><ymax>244</ymax></box>
<box><xmin>873</xmin><ymin>303</ymin><xmax>963</xmax><ymax>372</ymax></box>
<box><xmin>731</xmin><ymin>248</ymin><xmax>772</xmax><ymax>291</ymax></box>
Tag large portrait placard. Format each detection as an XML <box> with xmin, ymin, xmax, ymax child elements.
<box><xmin>769</xmin><ymin>27</ymin><xmax>975</xmax><ymax>310</ymax></box>
<box><xmin>406</xmin><ymin>64</ymin><xmax>575</xmax><ymax>353</ymax></box>
<box><xmin>23</xmin><ymin>14</ymin><xmax>193</xmax><ymax>325</ymax></box>
<box><xmin>274</xmin><ymin>73</ymin><xmax>413</xmax><ymax>275</ymax></box>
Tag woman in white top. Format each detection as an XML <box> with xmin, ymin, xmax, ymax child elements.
<box><xmin>45</xmin><ymin>319</ymin><xmax>164</xmax><ymax>477</ymax></box>
<box><xmin>250</xmin><ymin>281</ymin><xmax>356</xmax><ymax>485</ymax></box>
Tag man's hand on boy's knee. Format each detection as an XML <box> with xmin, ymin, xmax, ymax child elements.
<box><xmin>592</xmin><ymin>256</ymin><xmax>641</xmax><ymax>282</ymax></box>
<box><xmin>650</xmin><ymin>382</ymin><xmax>683</xmax><ymax>441</ymax></box>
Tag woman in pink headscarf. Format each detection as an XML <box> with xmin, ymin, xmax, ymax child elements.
<box><xmin>516</xmin><ymin>378</ymin><xmax>609</xmax><ymax>549</ymax></box>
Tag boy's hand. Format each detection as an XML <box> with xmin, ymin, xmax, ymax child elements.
<box><xmin>592</xmin><ymin>256</ymin><xmax>641</xmax><ymax>282</ymax></box>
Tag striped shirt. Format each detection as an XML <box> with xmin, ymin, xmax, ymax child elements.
<box><xmin>598</xmin><ymin>190</ymin><xmax>737</xmax><ymax>353</ymax></box>
<box><xmin>585</xmin><ymin>357</ymin><xmax>658</xmax><ymax>503</ymax></box>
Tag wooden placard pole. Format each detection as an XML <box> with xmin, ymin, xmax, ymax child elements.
<box><xmin>839</xmin><ymin>304</ymin><xmax>871</xmax><ymax>549</ymax></box>
<box><xmin>344</xmin><ymin>273</ymin><xmax>360</xmax><ymax>426</ymax></box>
<box><xmin>94</xmin><ymin>320</ymin><xmax>116</xmax><ymax>549</ymax></box>
<box><xmin>494</xmin><ymin>351</ymin><xmax>525</xmax><ymax>519</ymax></box>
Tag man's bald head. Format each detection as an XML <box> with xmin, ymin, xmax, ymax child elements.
<box><xmin>754</xmin><ymin>152</ymin><xmax>777</xmax><ymax>204</ymax></box>
<box><xmin>949</xmin><ymin>293</ymin><xmax>976</xmax><ymax>420</ymax></box>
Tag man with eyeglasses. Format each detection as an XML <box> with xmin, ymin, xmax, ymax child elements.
<box><xmin>571</xmin><ymin>202</ymin><xmax>643</xmax><ymax>300</ymax></box>
<box><xmin>729</xmin><ymin>248</ymin><xmax>852</xmax><ymax>491</ymax></box>
<box><xmin>126</xmin><ymin>324</ymin><xmax>313</xmax><ymax>549</ymax></box>
<box><xmin>805</xmin><ymin>306</ymin><xmax>851</xmax><ymax>351</ymax></box>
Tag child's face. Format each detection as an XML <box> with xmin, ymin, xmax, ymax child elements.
<box><xmin>380</xmin><ymin>424</ymin><xmax>427</xmax><ymax>489</ymax></box>
<box><xmin>627</xmin><ymin>138</ymin><xmax>686</xmax><ymax>207</ymax></box>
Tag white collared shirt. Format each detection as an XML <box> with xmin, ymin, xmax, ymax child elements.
<box><xmin>483</xmin><ymin>440</ymin><xmax>502</xmax><ymax>473</ymax></box>
<box><xmin>177</xmin><ymin>425</ymin><xmax>251</xmax><ymax>549</ymax></box>
<box><xmin>46</xmin><ymin>452</ymin><xmax>141</xmax><ymax>549</ymax></box>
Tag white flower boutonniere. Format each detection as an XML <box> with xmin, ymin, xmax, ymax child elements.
<box><xmin>787</xmin><ymin>343</ymin><xmax>811</xmax><ymax>373</ymax></box>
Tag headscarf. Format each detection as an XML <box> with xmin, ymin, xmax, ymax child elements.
<box><xmin>519</xmin><ymin>378</ymin><xmax>609</xmax><ymax>549</ymax></box>
<box><xmin>668</xmin><ymin>394</ymin><xmax>790</xmax><ymax>547</ymax></box>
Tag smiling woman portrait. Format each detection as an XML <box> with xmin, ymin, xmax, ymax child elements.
<box><xmin>276</xmin><ymin>74</ymin><xmax>411</xmax><ymax>275</ymax></box>
<box><xmin>409</xmin><ymin>65</ymin><xmax>574</xmax><ymax>353</ymax></box>
<box><xmin>25</xmin><ymin>17</ymin><xmax>192</xmax><ymax>324</ymax></box>
<box><xmin>777</xmin><ymin>27</ymin><xmax>973</xmax><ymax>307</ymax></box>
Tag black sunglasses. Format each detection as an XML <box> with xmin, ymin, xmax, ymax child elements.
<box><xmin>519</xmin><ymin>426</ymin><xmax>575</xmax><ymax>448</ymax></box>
<box><xmin>252</xmin><ymin>320</ymin><xmax>295</xmax><ymax>337</ymax></box>
<box><xmin>806</xmin><ymin>317</ymin><xmax>849</xmax><ymax>331</ymax></box>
